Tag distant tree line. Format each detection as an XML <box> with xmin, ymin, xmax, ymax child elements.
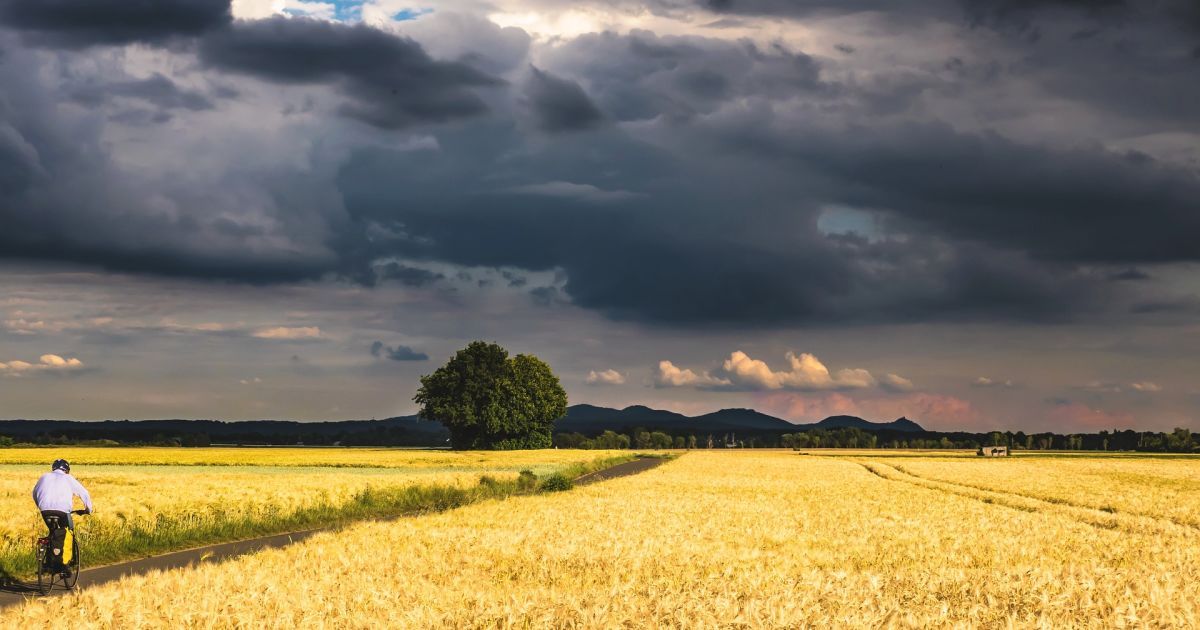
<box><xmin>2</xmin><ymin>424</ymin><xmax>1196</xmax><ymax>453</ymax></box>
<box><xmin>0</xmin><ymin>433</ymin><xmax>208</xmax><ymax>447</ymax></box>
<box><xmin>0</xmin><ymin>417</ymin><xmax>450</xmax><ymax>448</ymax></box>
<box><xmin>956</xmin><ymin>428</ymin><xmax>1198</xmax><ymax>453</ymax></box>
<box><xmin>554</xmin><ymin>430</ymin><xmax>699</xmax><ymax>450</ymax></box>
<box><xmin>555</xmin><ymin>427</ymin><xmax>1199</xmax><ymax>452</ymax></box>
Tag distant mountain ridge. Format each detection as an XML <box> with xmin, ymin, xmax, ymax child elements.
<box><xmin>810</xmin><ymin>415</ymin><xmax>925</xmax><ymax>433</ymax></box>
<box><xmin>558</xmin><ymin>404</ymin><xmax>924</xmax><ymax>435</ymax></box>
<box><xmin>0</xmin><ymin>405</ymin><xmax>922</xmax><ymax>446</ymax></box>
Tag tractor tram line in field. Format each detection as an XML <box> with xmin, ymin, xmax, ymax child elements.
<box><xmin>855</xmin><ymin>459</ymin><xmax>1194</xmax><ymax>537</ymax></box>
<box><xmin>885</xmin><ymin>461</ymin><xmax>1200</xmax><ymax>533</ymax></box>
<box><xmin>856</xmin><ymin>461</ymin><xmax>1046</xmax><ymax>517</ymax></box>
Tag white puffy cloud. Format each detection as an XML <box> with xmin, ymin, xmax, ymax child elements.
<box><xmin>252</xmin><ymin>326</ymin><xmax>322</xmax><ymax>340</ymax></box>
<box><xmin>1079</xmin><ymin>381</ymin><xmax>1123</xmax><ymax>393</ymax></box>
<box><xmin>720</xmin><ymin>351</ymin><xmax>876</xmax><ymax>391</ymax></box>
<box><xmin>656</xmin><ymin>351</ymin><xmax>900</xmax><ymax>392</ymax></box>
<box><xmin>38</xmin><ymin>354</ymin><xmax>80</xmax><ymax>368</ymax></box>
<box><xmin>387</xmin><ymin>10</ymin><xmax>533</xmax><ymax>75</ymax></box>
<box><xmin>231</xmin><ymin>0</ymin><xmax>285</xmax><ymax>20</ymax></box>
<box><xmin>880</xmin><ymin>373</ymin><xmax>915</xmax><ymax>392</ymax></box>
<box><xmin>3</xmin><ymin>318</ymin><xmax>49</xmax><ymax>335</ymax></box>
<box><xmin>0</xmin><ymin>354</ymin><xmax>85</xmax><ymax>376</ymax></box>
<box><xmin>972</xmin><ymin>376</ymin><xmax>1015</xmax><ymax>388</ymax></box>
<box><xmin>585</xmin><ymin>369</ymin><xmax>626</xmax><ymax>385</ymax></box>
<box><xmin>1075</xmin><ymin>380</ymin><xmax>1162</xmax><ymax>394</ymax></box>
<box><xmin>654</xmin><ymin>360</ymin><xmax>731</xmax><ymax>389</ymax></box>
<box><xmin>3</xmin><ymin>316</ymin><xmax>114</xmax><ymax>335</ymax></box>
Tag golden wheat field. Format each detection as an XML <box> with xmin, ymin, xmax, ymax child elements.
<box><xmin>7</xmin><ymin>450</ymin><xmax>1200</xmax><ymax>628</ymax></box>
<box><xmin>0</xmin><ymin>447</ymin><xmax>624</xmax><ymax>469</ymax></box>
<box><xmin>0</xmin><ymin>449</ymin><xmax>626</xmax><ymax>576</ymax></box>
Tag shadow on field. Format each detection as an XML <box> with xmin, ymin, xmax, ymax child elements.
<box><xmin>0</xmin><ymin>567</ymin><xmax>40</xmax><ymax>595</ymax></box>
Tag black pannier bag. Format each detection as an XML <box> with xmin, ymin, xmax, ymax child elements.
<box><xmin>47</xmin><ymin>524</ymin><xmax>67</xmax><ymax>569</ymax></box>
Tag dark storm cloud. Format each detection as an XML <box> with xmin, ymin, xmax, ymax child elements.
<box><xmin>683</xmin><ymin>0</ymin><xmax>902</xmax><ymax>16</ymax></box>
<box><xmin>959</xmin><ymin>0</ymin><xmax>1126</xmax><ymax>27</ymax></box>
<box><xmin>1129</xmin><ymin>299</ymin><xmax>1200</xmax><ymax>315</ymax></box>
<box><xmin>543</xmin><ymin>30</ymin><xmax>826</xmax><ymax>123</ymax></box>
<box><xmin>958</xmin><ymin>0</ymin><xmax>1200</xmax><ymax>36</ymax></box>
<box><xmin>370</xmin><ymin>341</ymin><xmax>429</xmax><ymax>361</ymax></box>
<box><xmin>1108</xmin><ymin>268</ymin><xmax>1150</xmax><ymax>282</ymax></box>
<box><xmin>501</xmin><ymin>270</ymin><xmax>528</xmax><ymax>287</ymax></box>
<box><xmin>375</xmin><ymin>263</ymin><xmax>444</xmax><ymax>287</ymax></box>
<box><xmin>0</xmin><ymin>47</ymin><xmax>336</xmax><ymax>284</ymax></box>
<box><xmin>324</xmin><ymin>20</ymin><xmax>1199</xmax><ymax>326</ymax></box>
<box><xmin>68</xmin><ymin>73</ymin><xmax>215</xmax><ymax>112</ymax></box>
<box><xmin>560</xmin><ymin>235</ymin><xmax>853</xmax><ymax>324</ymax></box>
<box><xmin>1</xmin><ymin>2</ymin><xmax>1197</xmax><ymax>330</ymax></box>
<box><xmin>198</xmin><ymin>17</ymin><xmax>501</xmax><ymax>129</ymax></box>
<box><xmin>670</xmin><ymin>0</ymin><xmax>1176</xmax><ymax>24</ymax></box>
<box><xmin>0</xmin><ymin>15</ymin><xmax>504</xmax><ymax>282</ymax></box>
<box><xmin>335</xmin><ymin>119</ymin><xmax>1112</xmax><ymax>326</ymax></box>
<box><xmin>716</xmin><ymin>118</ymin><xmax>1200</xmax><ymax>265</ymax></box>
<box><xmin>0</xmin><ymin>119</ymin><xmax>41</xmax><ymax>194</ymax></box>
<box><xmin>1008</xmin><ymin>23</ymin><xmax>1199</xmax><ymax>130</ymax></box>
<box><xmin>665</xmin><ymin>0</ymin><xmax>1200</xmax><ymax>41</ymax></box>
<box><xmin>0</xmin><ymin>0</ymin><xmax>231</xmax><ymax>48</ymax></box>
<box><xmin>524</xmin><ymin>67</ymin><xmax>603</xmax><ymax>133</ymax></box>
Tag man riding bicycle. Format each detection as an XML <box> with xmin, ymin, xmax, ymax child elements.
<box><xmin>32</xmin><ymin>459</ymin><xmax>93</xmax><ymax>576</ymax></box>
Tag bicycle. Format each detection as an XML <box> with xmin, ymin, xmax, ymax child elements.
<box><xmin>34</xmin><ymin>509</ymin><xmax>88</xmax><ymax>595</ymax></box>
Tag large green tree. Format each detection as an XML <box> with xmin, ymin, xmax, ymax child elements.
<box><xmin>414</xmin><ymin>341</ymin><xmax>567</xmax><ymax>450</ymax></box>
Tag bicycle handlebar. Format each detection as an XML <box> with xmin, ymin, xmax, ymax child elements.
<box><xmin>70</xmin><ymin>509</ymin><xmax>89</xmax><ymax>516</ymax></box>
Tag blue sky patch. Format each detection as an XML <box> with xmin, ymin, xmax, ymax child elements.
<box><xmin>393</xmin><ymin>7</ymin><xmax>434</xmax><ymax>21</ymax></box>
<box><xmin>280</xmin><ymin>2</ymin><xmax>429</xmax><ymax>23</ymax></box>
<box><xmin>332</xmin><ymin>0</ymin><xmax>364</xmax><ymax>21</ymax></box>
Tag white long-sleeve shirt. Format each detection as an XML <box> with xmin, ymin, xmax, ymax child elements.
<box><xmin>32</xmin><ymin>470</ymin><xmax>93</xmax><ymax>513</ymax></box>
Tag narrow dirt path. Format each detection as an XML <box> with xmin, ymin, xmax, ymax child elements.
<box><xmin>0</xmin><ymin>455</ymin><xmax>671</xmax><ymax>608</ymax></box>
<box><xmin>573</xmin><ymin>456</ymin><xmax>667</xmax><ymax>485</ymax></box>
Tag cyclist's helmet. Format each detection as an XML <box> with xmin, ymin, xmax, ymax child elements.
<box><xmin>51</xmin><ymin>459</ymin><xmax>70</xmax><ymax>473</ymax></box>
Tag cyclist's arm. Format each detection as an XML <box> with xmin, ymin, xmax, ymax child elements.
<box><xmin>70</xmin><ymin>477</ymin><xmax>93</xmax><ymax>512</ymax></box>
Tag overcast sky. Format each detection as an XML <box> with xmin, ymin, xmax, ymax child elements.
<box><xmin>1</xmin><ymin>0</ymin><xmax>1198</xmax><ymax>431</ymax></box>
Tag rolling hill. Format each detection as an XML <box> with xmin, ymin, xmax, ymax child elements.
<box><xmin>557</xmin><ymin>405</ymin><xmax>924</xmax><ymax>436</ymax></box>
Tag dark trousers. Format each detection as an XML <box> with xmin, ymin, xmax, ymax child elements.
<box><xmin>40</xmin><ymin>509</ymin><xmax>73</xmax><ymax>532</ymax></box>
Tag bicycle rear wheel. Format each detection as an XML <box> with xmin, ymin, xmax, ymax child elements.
<box><xmin>63</xmin><ymin>539</ymin><xmax>80</xmax><ymax>589</ymax></box>
<box><xmin>35</xmin><ymin>546</ymin><xmax>53</xmax><ymax>595</ymax></box>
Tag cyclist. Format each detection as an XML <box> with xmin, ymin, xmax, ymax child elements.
<box><xmin>32</xmin><ymin>459</ymin><xmax>93</xmax><ymax>576</ymax></box>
